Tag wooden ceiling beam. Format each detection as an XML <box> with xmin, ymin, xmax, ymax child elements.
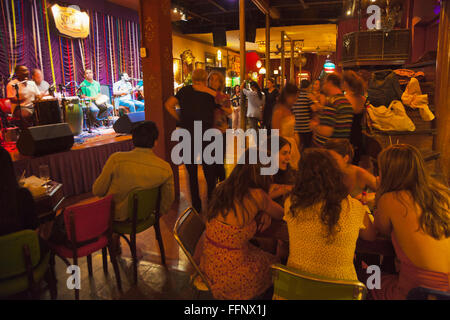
<box><xmin>206</xmin><ymin>0</ymin><xmax>227</xmax><ymax>12</ymax></box>
<box><xmin>251</xmin><ymin>0</ymin><xmax>280</xmax><ymax>19</ymax></box>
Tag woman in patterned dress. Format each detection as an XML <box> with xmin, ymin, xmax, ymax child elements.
<box><xmin>200</xmin><ymin>150</ymin><xmax>284</xmax><ymax>299</ymax></box>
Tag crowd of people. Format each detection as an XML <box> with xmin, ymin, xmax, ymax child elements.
<box><xmin>0</xmin><ymin>68</ymin><xmax>449</xmax><ymax>300</ymax></box>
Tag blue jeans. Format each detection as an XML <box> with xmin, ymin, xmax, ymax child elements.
<box><xmin>87</xmin><ymin>103</ymin><xmax>113</xmax><ymax>123</ymax></box>
<box><xmin>118</xmin><ymin>98</ymin><xmax>145</xmax><ymax>113</ymax></box>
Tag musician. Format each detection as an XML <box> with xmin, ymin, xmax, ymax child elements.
<box><xmin>6</xmin><ymin>65</ymin><xmax>43</xmax><ymax>122</ymax></box>
<box><xmin>80</xmin><ymin>69</ymin><xmax>113</xmax><ymax>126</ymax></box>
<box><xmin>113</xmin><ymin>72</ymin><xmax>144</xmax><ymax>113</ymax></box>
<box><xmin>31</xmin><ymin>69</ymin><xmax>50</xmax><ymax>96</ymax></box>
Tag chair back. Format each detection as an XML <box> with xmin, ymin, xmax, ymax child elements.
<box><xmin>173</xmin><ymin>207</ymin><xmax>210</xmax><ymax>289</ymax></box>
<box><xmin>0</xmin><ymin>99</ymin><xmax>12</xmax><ymax>114</ymax></box>
<box><xmin>407</xmin><ymin>287</ymin><xmax>450</xmax><ymax>300</ymax></box>
<box><xmin>0</xmin><ymin>230</ymin><xmax>40</xmax><ymax>279</ymax></box>
<box><xmin>127</xmin><ymin>188</ymin><xmax>161</xmax><ymax>222</ymax></box>
<box><xmin>271</xmin><ymin>264</ymin><xmax>367</xmax><ymax>300</ymax></box>
<box><xmin>63</xmin><ymin>195</ymin><xmax>113</xmax><ymax>245</ymax></box>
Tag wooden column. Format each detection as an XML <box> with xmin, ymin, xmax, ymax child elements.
<box><xmin>239</xmin><ymin>0</ymin><xmax>247</xmax><ymax>130</ymax></box>
<box><xmin>265</xmin><ymin>14</ymin><xmax>271</xmax><ymax>84</ymax></box>
<box><xmin>281</xmin><ymin>31</ymin><xmax>285</xmax><ymax>88</ymax></box>
<box><xmin>290</xmin><ymin>40</ymin><xmax>295</xmax><ymax>83</ymax></box>
<box><xmin>435</xmin><ymin>0</ymin><xmax>450</xmax><ymax>183</ymax></box>
<box><xmin>139</xmin><ymin>0</ymin><xmax>179</xmax><ymax>194</ymax></box>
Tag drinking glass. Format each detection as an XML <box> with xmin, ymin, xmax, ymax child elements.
<box><xmin>39</xmin><ymin>164</ymin><xmax>51</xmax><ymax>190</ymax></box>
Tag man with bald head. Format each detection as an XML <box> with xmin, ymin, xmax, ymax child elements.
<box><xmin>31</xmin><ymin>69</ymin><xmax>50</xmax><ymax>96</ymax></box>
<box><xmin>6</xmin><ymin>65</ymin><xmax>43</xmax><ymax>124</ymax></box>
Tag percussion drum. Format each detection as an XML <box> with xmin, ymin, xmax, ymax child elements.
<box><xmin>62</xmin><ymin>96</ymin><xmax>83</xmax><ymax>136</ymax></box>
<box><xmin>94</xmin><ymin>94</ymin><xmax>109</xmax><ymax>106</ymax></box>
<box><xmin>34</xmin><ymin>99</ymin><xmax>62</xmax><ymax>126</ymax></box>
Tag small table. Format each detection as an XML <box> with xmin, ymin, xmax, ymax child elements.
<box><xmin>34</xmin><ymin>182</ymin><xmax>65</xmax><ymax>223</ymax></box>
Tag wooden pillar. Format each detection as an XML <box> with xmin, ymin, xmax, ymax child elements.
<box><xmin>281</xmin><ymin>31</ymin><xmax>285</xmax><ymax>88</ymax></box>
<box><xmin>239</xmin><ymin>0</ymin><xmax>247</xmax><ymax>130</ymax></box>
<box><xmin>139</xmin><ymin>0</ymin><xmax>179</xmax><ymax>194</ymax></box>
<box><xmin>435</xmin><ymin>0</ymin><xmax>450</xmax><ymax>183</ymax></box>
<box><xmin>265</xmin><ymin>14</ymin><xmax>271</xmax><ymax>84</ymax></box>
<box><xmin>290</xmin><ymin>40</ymin><xmax>295</xmax><ymax>83</ymax></box>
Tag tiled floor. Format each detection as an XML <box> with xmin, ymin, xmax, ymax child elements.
<box><xmin>34</xmin><ymin>165</ymin><xmax>213</xmax><ymax>300</ymax></box>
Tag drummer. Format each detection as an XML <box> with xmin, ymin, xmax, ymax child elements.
<box><xmin>6</xmin><ymin>65</ymin><xmax>43</xmax><ymax>125</ymax></box>
<box><xmin>79</xmin><ymin>69</ymin><xmax>113</xmax><ymax>126</ymax></box>
<box><xmin>31</xmin><ymin>69</ymin><xmax>51</xmax><ymax>97</ymax></box>
<box><xmin>113</xmin><ymin>72</ymin><xmax>144</xmax><ymax>113</ymax></box>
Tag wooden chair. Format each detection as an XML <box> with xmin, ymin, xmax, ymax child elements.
<box><xmin>113</xmin><ymin>187</ymin><xmax>166</xmax><ymax>285</ymax></box>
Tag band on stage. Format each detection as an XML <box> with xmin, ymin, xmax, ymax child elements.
<box><xmin>2</xmin><ymin>65</ymin><xmax>144</xmax><ymax>134</ymax></box>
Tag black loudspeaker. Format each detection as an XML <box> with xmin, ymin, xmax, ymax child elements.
<box><xmin>213</xmin><ymin>28</ymin><xmax>227</xmax><ymax>47</ymax></box>
<box><xmin>246</xmin><ymin>22</ymin><xmax>257</xmax><ymax>43</ymax></box>
<box><xmin>17</xmin><ymin>123</ymin><xmax>74</xmax><ymax>156</ymax></box>
<box><xmin>34</xmin><ymin>100</ymin><xmax>62</xmax><ymax>125</ymax></box>
<box><xmin>113</xmin><ymin>111</ymin><xmax>145</xmax><ymax>134</ymax></box>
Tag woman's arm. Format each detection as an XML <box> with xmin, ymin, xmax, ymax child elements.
<box><xmin>374</xmin><ymin>193</ymin><xmax>394</xmax><ymax>236</ymax></box>
<box><xmin>359</xmin><ymin>212</ymin><xmax>377</xmax><ymax>241</ymax></box>
<box><xmin>269</xmin><ymin>184</ymin><xmax>293</xmax><ymax>199</ymax></box>
<box><xmin>164</xmin><ymin>96</ymin><xmax>180</xmax><ymax>121</ymax></box>
<box><xmin>259</xmin><ymin>190</ymin><xmax>284</xmax><ymax>220</ymax></box>
<box><xmin>357</xmin><ymin>167</ymin><xmax>378</xmax><ymax>191</ymax></box>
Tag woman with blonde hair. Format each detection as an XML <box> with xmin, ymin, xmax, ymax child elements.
<box><xmin>208</xmin><ymin>71</ymin><xmax>232</xmax><ymax>182</ymax></box>
<box><xmin>372</xmin><ymin>144</ymin><xmax>450</xmax><ymax>299</ymax></box>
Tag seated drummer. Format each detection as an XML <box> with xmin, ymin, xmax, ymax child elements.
<box><xmin>6</xmin><ymin>65</ymin><xmax>44</xmax><ymax>126</ymax></box>
<box><xmin>79</xmin><ymin>69</ymin><xmax>113</xmax><ymax>126</ymax></box>
<box><xmin>113</xmin><ymin>72</ymin><xmax>145</xmax><ymax>113</ymax></box>
<box><xmin>31</xmin><ymin>68</ymin><xmax>51</xmax><ymax>97</ymax></box>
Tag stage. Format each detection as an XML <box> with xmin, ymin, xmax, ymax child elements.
<box><xmin>9</xmin><ymin>128</ymin><xmax>134</xmax><ymax>198</ymax></box>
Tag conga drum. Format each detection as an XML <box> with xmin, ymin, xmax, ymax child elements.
<box><xmin>63</xmin><ymin>97</ymin><xmax>83</xmax><ymax>136</ymax></box>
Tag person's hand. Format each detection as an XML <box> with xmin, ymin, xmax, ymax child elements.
<box><xmin>310</xmin><ymin>119</ymin><xmax>319</xmax><ymax>130</ymax></box>
<box><xmin>257</xmin><ymin>213</ymin><xmax>272</xmax><ymax>233</ymax></box>
<box><xmin>307</xmin><ymin>93</ymin><xmax>317</xmax><ymax>101</ymax></box>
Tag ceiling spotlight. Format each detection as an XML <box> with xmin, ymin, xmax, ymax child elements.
<box><xmin>346</xmin><ymin>9</ymin><xmax>352</xmax><ymax>15</ymax></box>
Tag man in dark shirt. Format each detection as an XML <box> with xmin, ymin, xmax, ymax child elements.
<box><xmin>165</xmin><ymin>69</ymin><xmax>219</xmax><ymax>213</ymax></box>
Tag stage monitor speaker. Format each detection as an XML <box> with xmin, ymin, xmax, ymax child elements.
<box><xmin>246</xmin><ymin>23</ymin><xmax>257</xmax><ymax>43</ymax></box>
<box><xmin>113</xmin><ymin>111</ymin><xmax>145</xmax><ymax>134</ymax></box>
<box><xmin>17</xmin><ymin>123</ymin><xmax>74</xmax><ymax>156</ymax></box>
<box><xmin>213</xmin><ymin>28</ymin><xmax>227</xmax><ymax>47</ymax></box>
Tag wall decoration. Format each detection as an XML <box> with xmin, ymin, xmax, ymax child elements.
<box><xmin>51</xmin><ymin>4</ymin><xmax>90</xmax><ymax>39</ymax></box>
<box><xmin>205</xmin><ymin>52</ymin><xmax>216</xmax><ymax>67</ymax></box>
<box><xmin>173</xmin><ymin>58</ymin><xmax>182</xmax><ymax>85</ymax></box>
<box><xmin>180</xmin><ymin>49</ymin><xmax>195</xmax><ymax>84</ymax></box>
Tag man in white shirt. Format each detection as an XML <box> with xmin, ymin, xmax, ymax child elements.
<box><xmin>31</xmin><ymin>69</ymin><xmax>51</xmax><ymax>96</ymax></box>
<box><xmin>6</xmin><ymin>65</ymin><xmax>42</xmax><ymax>123</ymax></box>
<box><xmin>113</xmin><ymin>72</ymin><xmax>145</xmax><ymax>113</ymax></box>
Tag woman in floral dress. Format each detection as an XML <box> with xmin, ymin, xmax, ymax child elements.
<box><xmin>200</xmin><ymin>151</ymin><xmax>284</xmax><ymax>299</ymax></box>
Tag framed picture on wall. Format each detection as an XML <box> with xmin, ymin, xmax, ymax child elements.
<box><xmin>173</xmin><ymin>58</ymin><xmax>182</xmax><ymax>85</ymax></box>
<box><xmin>205</xmin><ymin>52</ymin><xmax>216</xmax><ymax>67</ymax></box>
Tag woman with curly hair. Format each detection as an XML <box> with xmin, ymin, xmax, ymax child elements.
<box><xmin>284</xmin><ymin>148</ymin><xmax>376</xmax><ymax>280</ymax></box>
<box><xmin>371</xmin><ymin>144</ymin><xmax>450</xmax><ymax>299</ymax></box>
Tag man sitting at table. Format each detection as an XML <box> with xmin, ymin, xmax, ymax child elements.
<box><xmin>92</xmin><ymin>121</ymin><xmax>175</xmax><ymax>222</ymax></box>
<box><xmin>48</xmin><ymin>121</ymin><xmax>175</xmax><ymax>245</ymax></box>
<box><xmin>113</xmin><ymin>72</ymin><xmax>145</xmax><ymax>113</ymax></box>
<box><xmin>79</xmin><ymin>69</ymin><xmax>113</xmax><ymax>126</ymax></box>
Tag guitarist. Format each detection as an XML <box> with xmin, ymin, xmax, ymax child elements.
<box><xmin>80</xmin><ymin>69</ymin><xmax>113</xmax><ymax>126</ymax></box>
<box><xmin>113</xmin><ymin>73</ymin><xmax>145</xmax><ymax>113</ymax></box>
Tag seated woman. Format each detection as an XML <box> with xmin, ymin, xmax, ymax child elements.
<box><xmin>200</xmin><ymin>150</ymin><xmax>284</xmax><ymax>300</ymax></box>
<box><xmin>0</xmin><ymin>147</ymin><xmax>38</xmax><ymax>237</ymax></box>
<box><xmin>269</xmin><ymin>136</ymin><xmax>295</xmax><ymax>206</ymax></box>
<box><xmin>324</xmin><ymin>139</ymin><xmax>377</xmax><ymax>202</ymax></box>
<box><xmin>271</xmin><ymin>84</ymin><xmax>301</xmax><ymax>170</ymax></box>
<box><xmin>372</xmin><ymin>144</ymin><xmax>450</xmax><ymax>299</ymax></box>
<box><xmin>285</xmin><ymin>148</ymin><xmax>376</xmax><ymax>281</ymax></box>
